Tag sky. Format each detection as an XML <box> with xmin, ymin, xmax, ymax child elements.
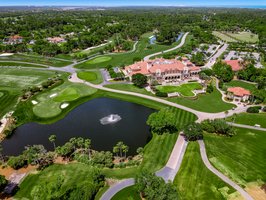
<box><xmin>0</xmin><ymin>0</ymin><xmax>265</xmax><ymax>7</ymax></box>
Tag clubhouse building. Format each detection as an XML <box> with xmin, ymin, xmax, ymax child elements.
<box><xmin>123</xmin><ymin>57</ymin><xmax>201</xmax><ymax>84</ymax></box>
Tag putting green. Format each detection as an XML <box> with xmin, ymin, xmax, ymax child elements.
<box><xmin>53</xmin><ymin>88</ymin><xmax>81</xmax><ymax>102</ymax></box>
<box><xmin>86</xmin><ymin>56</ymin><xmax>112</xmax><ymax>64</ymax></box>
<box><xmin>33</xmin><ymin>100</ymin><xmax>61</xmax><ymax>118</ymax></box>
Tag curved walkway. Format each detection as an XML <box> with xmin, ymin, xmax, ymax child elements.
<box><xmin>143</xmin><ymin>32</ymin><xmax>189</xmax><ymax>61</ymax></box>
<box><xmin>198</xmin><ymin>140</ymin><xmax>253</xmax><ymax>200</ymax></box>
<box><xmin>100</xmin><ymin>134</ymin><xmax>188</xmax><ymax>200</ymax></box>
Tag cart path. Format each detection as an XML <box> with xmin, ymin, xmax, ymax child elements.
<box><xmin>198</xmin><ymin>140</ymin><xmax>253</xmax><ymax>200</ymax></box>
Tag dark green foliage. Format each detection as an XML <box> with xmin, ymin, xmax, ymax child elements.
<box><xmin>247</xmin><ymin>106</ymin><xmax>261</xmax><ymax>113</ymax></box>
<box><xmin>213</xmin><ymin>61</ymin><xmax>234</xmax><ymax>82</ymax></box>
<box><xmin>191</xmin><ymin>52</ymin><xmax>205</xmax><ymax>66</ymax></box>
<box><xmin>0</xmin><ymin>175</ymin><xmax>8</xmax><ymax>192</ymax></box>
<box><xmin>135</xmin><ymin>170</ymin><xmax>178</xmax><ymax>200</ymax></box>
<box><xmin>7</xmin><ymin>155</ymin><xmax>27</xmax><ymax>169</ymax></box>
<box><xmin>206</xmin><ymin>84</ymin><xmax>214</xmax><ymax>93</ymax></box>
<box><xmin>183</xmin><ymin>122</ymin><xmax>203</xmax><ymax>141</ymax></box>
<box><xmin>201</xmin><ymin>119</ymin><xmax>235</xmax><ymax>136</ymax></box>
<box><xmin>155</xmin><ymin>90</ymin><xmax>168</xmax><ymax>97</ymax></box>
<box><xmin>132</xmin><ymin>73</ymin><xmax>147</xmax><ymax>88</ymax></box>
<box><xmin>91</xmin><ymin>151</ymin><xmax>113</xmax><ymax>168</ymax></box>
<box><xmin>147</xmin><ymin>108</ymin><xmax>177</xmax><ymax>134</ymax></box>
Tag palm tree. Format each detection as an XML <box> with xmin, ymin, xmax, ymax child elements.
<box><xmin>116</xmin><ymin>141</ymin><xmax>124</xmax><ymax>158</ymax></box>
<box><xmin>48</xmin><ymin>135</ymin><xmax>57</xmax><ymax>150</ymax></box>
<box><xmin>84</xmin><ymin>139</ymin><xmax>91</xmax><ymax>159</ymax></box>
<box><xmin>122</xmin><ymin>144</ymin><xmax>129</xmax><ymax>158</ymax></box>
<box><xmin>113</xmin><ymin>146</ymin><xmax>119</xmax><ymax>157</ymax></box>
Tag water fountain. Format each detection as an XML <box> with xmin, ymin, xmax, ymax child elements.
<box><xmin>100</xmin><ymin>114</ymin><xmax>122</xmax><ymax>125</ymax></box>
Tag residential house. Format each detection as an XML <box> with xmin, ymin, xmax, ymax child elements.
<box><xmin>227</xmin><ymin>87</ymin><xmax>251</xmax><ymax>102</ymax></box>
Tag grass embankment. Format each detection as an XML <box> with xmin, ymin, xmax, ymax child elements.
<box><xmin>14</xmin><ymin>163</ymin><xmax>102</xmax><ymax>199</ymax></box>
<box><xmin>111</xmin><ymin>185</ymin><xmax>140</xmax><ymax>200</ymax></box>
<box><xmin>174</xmin><ymin>142</ymin><xmax>237</xmax><ymax>200</ymax></box>
<box><xmin>224</xmin><ymin>80</ymin><xmax>257</xmax><ymax>92</ymax></box>
<box><xmin>226</xmin><ymin>113</ymin><xmax>266</xmax><ymax>128</ymax></box>
<box><xmin>74</xmin><ymin>33</ymin><xmax>184</xmax><ymax>69</ymax></box>
<box><xmin>104</xmin><ymin>84</ymin><xmax>153</xmax><ymax>96</ymax></box>
<box><xmin>169</xmin><ymin>85</ymin><xmax>235</xmax><ymax>113</ymax></box>
<box><xmin>156</xmin><ymin>82</ymin><xmax>202</xmax><ymax>97</ymax></box>
<box><xmin>77</xmin><ymin>70</ymin><xmax>103</xmax><ymax>84</ymax></box>
<box><xmin>204</xmin><ymin>128</ymin><xmax>266</xmax><ymax>188</ymax></box>
<box><xmin>0</xmin><ymin>53</ymin><xmax>73</xmax><ymax>67</ymax></box>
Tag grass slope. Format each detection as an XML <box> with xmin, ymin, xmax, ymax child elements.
<box><xmin>204</xmin><ymin>128</ymin><xmax>266</xmax><ymax>187</ymax></box>
<box><xmin>104</xmin><ymin>84</ymin><xmax>153</xmax><ymax>96</ymax></box>
<box><xmin>111</xmin><ymin>185</ymin><xmax>140</xmax><ymax>200</ymax></box>
<box><xmin>174</xmin><ymin>142</ymin><xmax>236</xmax><ymax>200</ymax></box>
<box><xmin>226</xmin><ymin>113</ymin><xmax>266</xmax><ymax>128</ymax></box>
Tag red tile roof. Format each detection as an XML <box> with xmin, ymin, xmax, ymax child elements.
<box><xmin>227</xmin><ymin>87</ymin><xmax>251</xmax><ymax>97</ymax></box>
<box><xmin>225</xmin><ymin>60</ymin><xmax>242</xmax><ymax>71</ymax></box>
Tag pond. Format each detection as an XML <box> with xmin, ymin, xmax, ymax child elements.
<box><xmin>2</xmin><ymin>98</ymin><xmax>155</xmax><ymax>156</ymax></box>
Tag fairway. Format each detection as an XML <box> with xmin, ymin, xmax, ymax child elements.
<box><xmin>77</xmin><ymin>70</ymin><xmax>103</xmax><ymax>84</ymax></box>
<box><xmin>86</xmin><ymin>56</ymin><xmax>112</xmax><ymax>64</ymax></box>
<box><xmin>156</xmin><ymin>83</ymin><xmax>202</xmax><ymax>96</ymax></box>
<box><xmin>174</xmin><ymin>142</ymin><xmax>237</xmax><ymax>200</ymax></box>
<box><xmin>212</xmin><ymin>31</ymin><xmax>237</xmax><ymax>42</ymax></box>
<box><xmin>226</xmin><ymin>32</ymin><xmax>259</xmax><ymax>43</ymax></box>
<box><xmin>204</xmin><ymin>128</ymin><xmax>266</xmax><ymax>188</ymax></box>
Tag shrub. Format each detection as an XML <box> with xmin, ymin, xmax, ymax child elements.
<box><xmin>183</xmin><ymin>122</ymin><xmax>203</xmax><ymax>141</ymax></box>
<box><xmin>247</xmin><ymin>106</ymin><xmax>261</xmax><ymax>113</ymax></box>
<box><xmin>132</xmin><ymin>73</ymin><xmax>147</xmax><ymax>88</ymax></box>
<box><xmin>7</xmin><ymin>155</ymin><xmax>27</xmax><ymax>169</ymax></box>
<box><xmin>201</xmin><ymin>119</ymin><xmax>235</xmax><ymax>136</ymax></box>
<box><xmin>155</xmin><ymin>90</ymin><xmax>168</xmax><ymax>97</ymax></box>
<box><xmin>206</xmin><ymin>84</ymin><xmax>214</xmax><ymax>93</ymax></box>
<box><xmin>0</xmin><ymin>175</ymin><xmax>7</xmax><ymax>192</ymax></box>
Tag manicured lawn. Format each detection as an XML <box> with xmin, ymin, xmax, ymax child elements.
<box><xmin>85</xmin><ymin>56</ymin><xmax>112</xmax><ymax>64</ymax></box>
<box><xmin>0</xmin><ymin>62</ymin><xmax>47</xmax><ymax>68</ymax></box>
<box><xmin>156</xmin><ymin>82</ymin><xmax>202</xmax><ymax>96</ymax></box>
<box><xmin>0</xmin><ymin>53</ymin><xmax>73</xmax><ymax>67</ymax></box>
<box><xmin>224</xmin><ymin>80</ymin><xmax>257</xmax><ymax>92</ymax></box>
<box><xmin>15</xmin><ymin>163</ymin><xmax>103</xmax><ymax>199</ymax></box>
<box><xmin>226</xmin><ymin>32</ymin><xmax>259</xmax><ymax>43</ymax></box>
<box><xmin>212</xmin><ymin>31</ymin><xmax>237</xmax><ymax>42</ymax></box>
<box><xmin>105</xmin><ymin>84</ymin><xmax>153</xmax><ymax>96</ymax></box>
<box><xmin>111</xmin><ymin>185</ymin><xmax>141</xmax><ymax>200</ymax></box>
<box><xmin>74</xmin><ymin>32</ymin><xmax>184</xmax><ymax>69</ymax></box>
<box><xmin>226</xmin><ymin>113</ymin><xmax>266</xmax><ymax>128</ymax></box>
<box><xmin>204</xmin><ymin>128</ymin><xmax>266</xmax><ymax>187</ymax></box>
<box><xmin>170</xmin><ymin>86</ymin><xmax>235</xmax><ymax>113</ymax></box>
<box><xmin>77</xmin><ymin>70</ymin><xmax>103</xmax><ymax>84</ymax></box>
<box><xmin>32</xmin><ymin>82</ymin><xmax>97</xmax><ymax>118</ymax></box>
<box><xmin>0</xmin><ymin>90</ymin><xmax>19</xmax><ymax>118</ymax></box>
<box><xmin>174</xmin><ymin>142</ymin><xmax>236</xmax><ymax>200</ymax></box>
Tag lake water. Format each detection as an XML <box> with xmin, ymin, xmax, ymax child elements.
<box><xmin>2</xmin><ymin>98</ymin><xmax>154</xmax><ymax>156</ymax></box>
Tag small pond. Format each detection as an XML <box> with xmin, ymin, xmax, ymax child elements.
<box><xmin>2</xmin><ymin>98</ymin><xmax>155</xmax><ymax>156</ymax></box>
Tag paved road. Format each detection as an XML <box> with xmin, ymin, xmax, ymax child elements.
<box><xmin>198</xmin><ymin>140</ymin><xmax>253</xmax><ymax>200</ymax></box>
<box><xmin>204</xmin><ymin>43</ymin><xmax>228</xmax><ymax>69</ymax></box>
<box><xmin>143</xmin><ymin>32</ymin><xmax>189</xmax><ymax>61</ymax></box>
<box><xmin>100</xmin><ymin>134</ymin><xmax>188</xmax><ymax>200</ymax></box>
<box><xmin>229</xmin><ymin>122</ymin><xmax>266</xmax><ymax>131</ymax></box>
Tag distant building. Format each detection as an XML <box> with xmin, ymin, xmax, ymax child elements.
<box><xmin>3</xmin><ymin>35</ymin><xmax>23</xmax><ymax>45</ymax></box>
<box><xmin>123</xmin><ymin>57</ymin><xmax>201</xmax><ymax>84</ymax></box>
<box><xmin>224</xmin><ymin>60</ymin><xmax>242</xmax><ymax>71</ymax></box>
<box><xmin>227</xmin><ymin>87</ymin><xmax>251</xmax><ymax>101</ymax></box>
<box><xmin>47</xmin><ymin>37</ymin><xmax>66</xmax><ymax>44</ymax></box>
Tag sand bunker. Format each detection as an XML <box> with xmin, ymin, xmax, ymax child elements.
<box><xmin>60</xmin><ymin>103</ymin><xmax>69</xmax><ymax>109</ymax></box>
<box><xmin>0</xmin><ymin>53</ymin><xmax>14</xmax><ymax>57</ymax></box>
<box><xmin>31</xmin><ymin>100</ymin><xmax>38</xmax><ymax>105</ymax></box>
<box><xmin>49</xmin><ymin>93</ymin><xmax>58</xmax><ymax>98</ymax></box>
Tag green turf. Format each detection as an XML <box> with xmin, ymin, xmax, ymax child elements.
<box><xmin>111</xmin><ymin>185</ymin><xmax>141</xmax><ymax>200</ymax></box>
<box><xmin>74</xmin><ymin>32</ymin><xmax>184</xmax><ymax>69</ymax></box>
<box><xmin>95</xmin><ymin>186</ymin><xmax>110</xmax><ymax>200</ymax></box>
<box><xmin>104</xmin><ymin>84</ymin><xmax>153</xmax><ymax>96</ymax></box>
<box><xmin>103</xmin><ymin>167</ymin><xmax>139</xmax><ymax>179</ymax></box>
<box><xmin>15</xmin><ymin>163</ymin><xmax>103</xmax><ymax>199</ymax></box>
<box><xmin>77</xmin><ymin>71</ymin><xmax>103</xmax><ymax>84</ymax></box>
<box><xmin>224</xmin><ymin>80</ymin><xmax>257</xmax><ymax>92</ymax></box>
<box><xmin>169</xmin><ymin>83</ymin><xmax>235</xmax><ymax>113</ymax></box>
<box><xmin>0</xmin><ymin>53</ymin><xmax>73</xmax><ymax>67</ymax></box>
<box><xmin>204</xmin><ymin>128</ymin><xmax>266</xmax><ymax>187</ymax></box>
<box><xmin>226</xmin><ymin>32</ymin><xmax>259</xmax><ymax>43</ymax></box>
<box><xmin>0</xmin><ymin>62</ymin><xmax>47</xmax><ymax>68</ymax></box>
<box><xmin>84</xmin><ymin>56</ymin><xmax>112</xmax><ymax>65</ymax></box>
<box><xmin>174</xmin><ymin>142</ymin><xmax>236</xmax><ymax>200</ymax></box>
<box><xmin>226</xmin><ymin>113</ymin><xmax>266</xmax><ymax>128</ymax></box>
<box><xmin>212</xmin><ymin>31</ymin><xmax>237</xmax><ymax>43</ymax></box>
<box><xmin>32</xmin><ymin>82</ymin><xmax>97</xmax><ymax>118</ymax></box>
<box><xmin>0</xmin><ymin>90</ymin><xmax>19</xmax><ymax>118</ymax></box>
<box><xmin>156</xmin><ymin>83</ymin><xmax>202</xmax><ymax>96</ymax></box>
<box><xmin>0</xmin><ymin>92</ymin><xmax>3</xmax><ymax>98</ymax></box>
